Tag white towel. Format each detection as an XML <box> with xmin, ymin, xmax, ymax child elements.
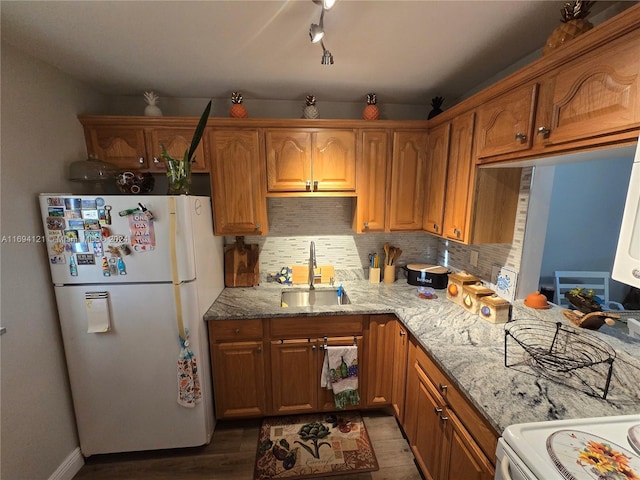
<box><xmin>321</xmin><ymin>345</ymin><xmax>360</xmax><ymax>409</ymax></box>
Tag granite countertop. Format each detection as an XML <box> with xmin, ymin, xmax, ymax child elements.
<box><xmin>204</xmin><ymin>277</ymin><xmax>640</xmax><ymax>434</ymax></box>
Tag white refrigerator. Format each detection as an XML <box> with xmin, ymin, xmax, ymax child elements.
<box><xmin>38</xmin><ymin>194</ymin><xmax>224</xmax><ymax>456</ymax></box>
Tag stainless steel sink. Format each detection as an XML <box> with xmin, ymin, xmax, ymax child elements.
<box><xmin>281</xmin><ymin>288</ymin><xmax>350</xmax><ymax>307</ymax></box>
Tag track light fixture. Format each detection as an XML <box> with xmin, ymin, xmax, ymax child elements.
<box><xmin>309</xmin><ymin>0</ymin><xmax>335</xmax><ymax>64</ymax></box>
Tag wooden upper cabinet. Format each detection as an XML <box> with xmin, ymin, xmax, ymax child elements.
<box><xmin>265</xmin><ymin>129</ymin><xmax>356</xmax><ymax>193</ymax></box>
<box><xmin>423</xmin><ymin>123</ymin><xmax>450</xmax><ymax>236</ymax></box>
<box><xmin>313</xmin><ymin>130</ymin><xmax>356</xmax><ymax>191</ymax></box>
<box><xmin>357</xmin><ymin>130</ymin><xmax>389</xmax><ymax>233</ymax></box>
<box><xmin>265</xmin><ymin>130</ymin><xmax>312</xmax><ymax>192</ymax></box>
<box><xmin>208</xmin><ymin>129</ymin><xmax>267</xmax><ymax>236</ymax></box>
<box><xmin>442</xmin><ymin>112</ymin><xmax>475</xmax><ymax>243</ymax></box>
<box><xmin>80</xmin><ymin>118</ymin><xmax>210</xmax><ymax>173</ymax></box>
<box><xmin>145</xmin><ymin>127</ymin><xmax>207</xmax><ymax>172</ymax></box>
<box><xmin>536</xmin><ymin>28</ymin><xmax>640</xmax><ymax>147</ymax></box>
<box><xmin>84</xmin><ymin>125</ymin><xmax>148</xmax><ymax>170</ymax></box>
<box><xmin>474</xmin><ymin>84</ymin><xmax>538</xmax><ymax>159</ymax></box>
<box><xmin>389</xmin><ymin>131</ymin><xmax>427</xmax><ymax>231</ymax></box>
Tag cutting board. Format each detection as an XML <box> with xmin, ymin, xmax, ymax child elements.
<box><xmin>291</xmin><ymin>265</ymin><xmax>335</xmax><ymax>285</ymax></box>
<box><xmin>224</xmin><ymin>237</ymin><xmax>259</xmax><ymax>287</ymax></box>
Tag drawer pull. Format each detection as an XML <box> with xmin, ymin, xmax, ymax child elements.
<box><xmin>433</xmin><ymin>224</ymin><xmax>439</xmax><ymax>231</ymax></box>
<box><xmin>434</xmin><ymin>407</ymin><xmax>443</xmax><ymax>415</ymax></box>
<box><xmin>313</xmin><ymin>180</ymin><xmax>319</xmax><ymax>191</ymax></box>
<box><xmin>312</xmin><ymin>345</ymin><xmax>317</xmax><ymax>350</ymax></box>
<box><xmin>363</xmin><ymin>222</ymin><xmax>369</xmax><ymax>228</ymax></box>
<box><xmin>399</xmin><ymin>330</ymin><xmax>406</xmax><ymax>336</ymax></box>
<box><xmin>138</xmin><ymin>157</ymin><xmax>145</xmax><ymax>164</ymax></box>
<box><xmin>439</xmin><ymin>415</ymin><xmax>449</xmax><ymax>423</ymax></box>
<box><xmin>306</xmin><ymin>180</ymin><xmax>311</xmax><ymax>191</ymax></box>
<box><xmin>537</xmin><ymin>126</ymin><xmax>550</xmax><ymax>136</ymax></box>
<box><xmin>257</xmin><ymin>346</ymin><xmax>262</xmax><ymax>353</ymax></box>
<box><xmin>234</xmin><ymin>328</ymin><xmax>240</xmax><ymax>334</ymax></box>
<box><xmin>439</xmin><ymin>384</ymin><xmax>448</xmax><ymax>392</ymax></box>
<box><xmin>153</xmin><ymin>157</ymin><xmax>160</xmax><ymax>164</ymax></box>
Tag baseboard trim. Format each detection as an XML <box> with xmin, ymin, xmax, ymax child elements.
<box><xmin>48</xmin><ymin>447</ymin><xmax>84</xmax><ymax>480</ymax></box>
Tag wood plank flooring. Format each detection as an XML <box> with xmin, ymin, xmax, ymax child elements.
<box><xmin>73</xmin><ymin>411</ymin><xmax>423</xmax><ymax>480</ymax></box>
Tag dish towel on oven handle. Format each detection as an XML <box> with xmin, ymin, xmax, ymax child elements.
<box><xmin>321</xmin><ymin>345</ymin><xmax>360</xmax><ymax>409</ymax></box>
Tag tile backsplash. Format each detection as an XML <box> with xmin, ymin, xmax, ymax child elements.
<box><xmin>225</xmin><ymin>168</ymin><xmax>531</xmax><ymax>287</ymax></box>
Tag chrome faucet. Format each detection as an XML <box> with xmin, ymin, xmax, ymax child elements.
<box><xmin>309</xmin><ymin>241</ymin><xmax>317</xmax><ymax>290</ymax></box>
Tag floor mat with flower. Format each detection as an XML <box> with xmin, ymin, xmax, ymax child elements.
<box><xmin>254</xmin><ymin>411</ymin><xmax>378</xmax><ymax>480</ymax></box>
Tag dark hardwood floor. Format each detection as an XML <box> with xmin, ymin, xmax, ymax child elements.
<box><xmin>73</xmin><ymin>411</ymin><xmax>423</xmax><ymax>480</ymax></box>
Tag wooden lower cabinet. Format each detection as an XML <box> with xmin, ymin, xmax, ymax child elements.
<box><xmin>391</xmin><ymin>321</ymin><xmax>409</xmax><ymax>422</ymax></box>
<box><xmin>405</xmin><ymin>338</ymin><xmax>495</xmax><ymax>480</ymax></box>
<box><xmin>364</xmin><ymin>314</ymin><xmax>396</xmax><ymax>406</ymax></box>
<box><xmin>270</xmin><ymin>336</ymin><xmax>364</xmax><ymax>415</ymax></box>
<box><xmin>208</xmin><ymin>319</ymin><xmax>267</xmax><ymax>419</ymax></box>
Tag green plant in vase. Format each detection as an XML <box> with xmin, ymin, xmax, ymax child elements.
<box><xmin>161</xmin><ymin>100</ymin><xmax>212</xmax><ymax>194</ymax></box>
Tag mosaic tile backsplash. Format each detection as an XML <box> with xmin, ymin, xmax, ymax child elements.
<box><xmin>224</xmin><ymin>167</ymin><xmax>532</xmax><ymax>286</ymax></box>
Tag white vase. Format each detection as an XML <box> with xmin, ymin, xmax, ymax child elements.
<box><xmin>144</xmin><ymin>104</ymin><xmax>163</xmax><ymax>117</ymax></box>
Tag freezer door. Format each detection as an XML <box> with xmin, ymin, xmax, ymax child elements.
<box><xmin>39</xmin><ymin>195</ymin><xmax>215</xmax><ymax>285</ymax></box>
<box><xmin>54</xmin><ymin>282</ymin><xmax>214</xmax><ymax>456</ymax></box>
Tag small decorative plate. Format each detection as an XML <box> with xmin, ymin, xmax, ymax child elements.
<box><xmin>629</xmin><ymin>425</ymin><xmax>640</xmax><ymax>455</ymax></box>
<box><xmin>547</xmin><ymin>429</ymin><xmax>640</xmax><ymax>480</ymax></box>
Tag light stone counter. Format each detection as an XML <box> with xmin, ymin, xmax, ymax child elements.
<box><xmin>204</xmin><ymin>278</ymin><xmax>640</xmax><ymax>434</ymax></box>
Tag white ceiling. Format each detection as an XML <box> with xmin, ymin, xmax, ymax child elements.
<box><xmin>0</xmin><ymin>1</ymin><xmax>621</xmax><ymax>106</ymax></box>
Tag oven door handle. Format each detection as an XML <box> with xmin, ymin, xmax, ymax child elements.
<box><xmin>500</xmin><ymin>453</ymin><xmax>513</xmax><ymax>480</ymax></box>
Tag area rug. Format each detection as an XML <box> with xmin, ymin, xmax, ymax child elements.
<box><xmin>254</xmin><ymin>411</ymin><xmax>379</xmax><ymax>480</ymax></box>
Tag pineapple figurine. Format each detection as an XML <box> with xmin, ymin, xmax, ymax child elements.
<box><xmin>427</xmin><ymin>96</ymin><xmax>444</xmax><ymax>119</ymax></box>
<box><xmin>303</xmin><ymin>95</ymin><xmax>319</xmax><ymax>119</ymax></box>
<box><xmin>230</xmin><ymin>92</ymin><xmax>248</xmax><ymax>118</ymax></box>
<box><xmin>362</xmin><ymin>93</ymin><xmax>379</xmax><ymax>120</ymax></box>
<box><xmin>542</xmin><ymin>0</ymin><xmax>594</xmax><ymax>56</ymax></box>
<box><xmin>143</xmin><ymin>91</ymin><xmax>163</xmax><ymax>117</ymax></box>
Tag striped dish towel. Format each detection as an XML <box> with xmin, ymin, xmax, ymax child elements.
<box><xmin>321</xmin><ymin>345</ymin><xmax>360</xmax><ymax>409</ymax></box>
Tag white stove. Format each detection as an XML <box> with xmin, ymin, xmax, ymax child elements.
<box><xmin>496</xmin><ymin>414</ymin><xmax>640</xmax><ymax>480</ymax></box>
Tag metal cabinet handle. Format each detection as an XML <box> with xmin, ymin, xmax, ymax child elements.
<box><xmin>399</xmin><ymin>330</ymin><xmax>406</xmax><ymax>336</ymax></box>
<box><xmin>306</xmin><ymin>180</ymin><xmax>312</xmax><ymax>191</ymax></box>
<box><xmin>153</xmin><ymin>157</ymin><xmax>160</xmax><ymax>164</ymax></box>
<box><xmin>537</xmin><ymin>126</ymin><xmax>550</xmax><ymax>136</ymax></box>
<box><xmin>433</xmin><ymin>224</ymin><xmax>439</xmax><ymax>231</ymax></box>
<box><xmin>515</xmin><ymin>132</ymin><xmax>527</xmax><ymax>142</ymax></box>
<box><xmin>138</xmin><ymin>157</ymin><xmax>145</xmax><ymax>164</ymax></box>
<box><xmin>313</xmin><ymin>180</ymin><xmax>319</xmax><ymax>191</ymax></box>
<box><xmin>234</xmin><ymin>328</ymin><xmax>240</xmax><ymax>334</ymax></box>
<box><xmin>453</xmin><ymin>229</ymin><xmax>461</xmax><ymax>237</ymax></box>
<box><xmin>434</xmin><ymin>407</ymin><xmax>443</xmax><ymax>414</ymax></box>
<box><xmin>363</xmin><ymin>222</ymin><xmax>369</xmax><ymax>228</ymax></box>
<box><xmin>255</xmin><ymin>223</ymin><xmax>261</xmax><ymax>229</ymax></box>
<box><xmin>439</xmin><ymin>384</ymin><xmax>448</xmax><ymax>392</ymax></box>
<box><xmin>257</xmin><ymin>346</ymin><xmax>262</xmax><ymax>353</ymax></box>
<box><xmin>439</xmin><ymin>415</ymin><xmax>449</xmax><ymax>423</ymax></box>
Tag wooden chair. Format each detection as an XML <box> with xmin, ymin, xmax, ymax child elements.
<box><xmin>553</xmin><ymin>271</ymin><xmax>624</xmax><ymax>310</ymax></box>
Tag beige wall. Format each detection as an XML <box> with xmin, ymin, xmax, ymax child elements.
<box><xmin>1</xmin><ymin>43</ymin><xmax>105</xmax><ymax>480</ymax></box>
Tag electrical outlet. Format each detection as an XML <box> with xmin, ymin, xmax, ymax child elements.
<box><xmin>470</xmin><ymin>250</ymin><xmax>479</xmax><ymax>267</ymax></box>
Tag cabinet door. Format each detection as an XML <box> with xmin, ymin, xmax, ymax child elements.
<box><xmin>423</xmin><ymin>123</ymin><xmax>450</xmax><ymax>236</ymax></box>
<box><xmin>211</xmin><ymin>341</ymin><xmax>266</xmax><ymax>418</ymax></box>
<box><xmin>318</xmin><ymin>336</ymin><xmax>364</xmax><ymax>412</ymax></box>
<box><xmin>411</xmin><ymin>349</ymin><xmax>447</xmax><ymax>480</ymax></box>
<box><xmin>265</xmin><ymin>130</ymin><xmax>312</xmax><ymax>192</ymax></box>
<box><xmin>537</xmin><ymin>29</ymin><xmax>640</xmax><ymax>147</ymax></box>
<box><xmin>209</xmin><ymin>129</ymin><xmax>267</xmax><ymax>236</ymax></box>
<box><xmin>84</xmin><ymin>126</ymin><xmax>148</xmax><ymax>170</ymax></box>
<box><xmin>312</xmin><ymin>130</ymin><xmax>356</xmax><ymax>191</ymax></box>
<box><xmin>474</xmin><ymin>84</ymin><xmax>538</xmax><ymax>159</ymax></box>
<box><xmin>391</xmin><ymin>322</ymin><xmax>409</xmax><ymax>422</ymax></box>
<box><xmin>389</xmin><ymin>131</ymin><xmax>427</xmax><ymax>231</ymax></box>
<box><xmin>271</xmin><ymin>339</ymin><xmax>318</xmax><ymax>414</ymax></box>
<box><xmin>365</xmin><ymin>315</ymin><xmax>395</xmax><ymax>407</ymax></box>
<box><xmin>358</xmin><ymin>130</ymin><xmax>389</xmax><ymax>232</ymax></box>
<box><xmin>440</xmin><ymin>411</ymin><xmax>495</xmax><ymax>480</ymax></box>
<box><xmin>146</xmin><ymin>127</ymin><xmax>208</xmax><ymax>172</ymax></box>
<box><xmin>442</xmin><ymin>112</ymin><xmax>475</xmax><ymax>243</ymax></box>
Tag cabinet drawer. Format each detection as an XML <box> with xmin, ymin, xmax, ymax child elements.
<box><xmin>209</xmin><ymin>319</ymin><xmax>263</xmax><ymax>341</ymax></box>
<box><xmin>270</xmin><ymin>315</ymin><xmax>363</xmax><ymax>338</ymax></box>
